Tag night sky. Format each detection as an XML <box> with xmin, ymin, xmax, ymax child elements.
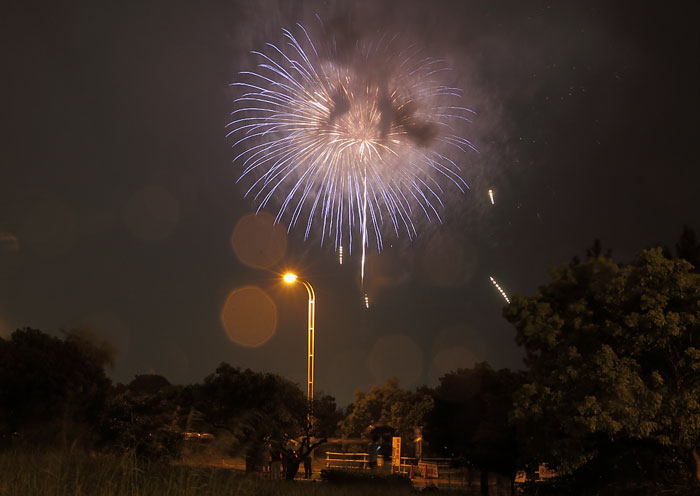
<box><xmin>2</xmin><ymin>1</ymin><xmax>698</xmax><ymax>405</ymax></box>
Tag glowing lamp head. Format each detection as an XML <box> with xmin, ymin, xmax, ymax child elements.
<box><xmin>283</xmin><ymin>273</ymin><xmax>298</xmax><ymax>284</ymax></box>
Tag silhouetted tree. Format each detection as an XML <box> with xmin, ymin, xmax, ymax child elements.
<box><xmin>311</xmin><ymin>393</ymin><xmax>343</xmax><ymax>438</ymax></box>
<box><xmin>0</xmin><ymin>328</ymin><xmax>111</xmax><ymax>448</ymax></box>
<box><xmin>99</xmin><ymin>377</ymin><xmax>183</xmax><ymax>461</ymax></box>
<box><xmin>676</xmin><ymin>225</ymin><xmax>700</xmax><ymax>272</ymax></box>
<box><xmin>571</xmin><ymin>239</ymin><xmax>612</xmax><ymax>266</ymax></box>
<box><xmin>425</xmin><ymin>363</ymin><xmax>525</xmax><ymax>495</ymax></box>
<box><xmin>585</xmin><ymin>238</ymin><xmax>612</xmax><ymax>259</ymax></box>
<box><xmin>339</xmin><ymin>378</ymin><xmax>433</xmax><ymax>449</ymax></box>
<box><xmin>63</xmin><ymin>326</ymin><xmax>117</xmax><ymax>369</ymax></box>
<box><xmin>279</xmin><ymin>423</ymin><xmax>327</xmax><ymax>480</ymax></box>
<box><xmin>505</xmin><ymin>248</ymin><xmax>700</xmax><ymax>490</ymax></box>
<box><xmin>183</xmin><ymin>363</ymin><xmax>307</xmax><ymax>472</ymax></box>
<box><xmin>128</xmin><ymin>374</ymin><xmax>171</xmax><ymax>395</ymax></box>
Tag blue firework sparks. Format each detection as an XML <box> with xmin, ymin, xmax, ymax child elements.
<box><xmin>228</xmin><ymin>22</ymin><xmax>476</xmax><ymax>256</ymax></box>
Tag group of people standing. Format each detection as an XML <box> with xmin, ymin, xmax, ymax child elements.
<box><xmin>263</xmin><ymin>437</ymin><xmax>317</xmax><ymax>480</ymax></box>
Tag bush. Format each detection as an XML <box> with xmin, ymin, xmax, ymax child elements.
<box><xmin>320</xmin><ymin>469</ymin><xmax>411</xmax><ymax>486</ymax></box>
<box><xmin>517</xmin><ymin>440</ymin><xmax>699</xmax><ymax>496</ymax></box>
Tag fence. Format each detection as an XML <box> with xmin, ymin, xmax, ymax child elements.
<box><xmin>324</xmin><ymin>451</ymin><xmax>370</xmax><ymax>470</ymax></box>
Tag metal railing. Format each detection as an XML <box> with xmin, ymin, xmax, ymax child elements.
<box><xmin>325</xmin><ymin>451</ymin><xmax>369</xmax><ymax>470</ymax></box>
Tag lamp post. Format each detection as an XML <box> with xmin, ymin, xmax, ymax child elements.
<box><xmin>283</xmin><ymin>273</ymin><xmax>316</xmax><ymax>403</ymax></box>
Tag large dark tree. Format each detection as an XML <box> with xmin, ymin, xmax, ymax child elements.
<box><xmin>311</xmin><ymin>393</ymin><xmax>343</xmax><ymax>439</ymax></box>
<box><xmin>676</xmin><ymin>225</ymin><xmax>700</xmax><ymax>272</ymax></box>
<box><xmin>99</xmin><ymin>375</ymin><xmax>183</xmax><ymax>460</ymax></box>
<box><xmin>182</xmin><ymin>363</ymin><xmax>307</xmax><ymax>472</ymax></box>
<box><xmin>425</xmin><ymin>363</ymin><xmax>524</xmax><ymax>494</ymax></box>
<box><xmin>338</xmin><ymin>378</ymin><xmax>433</xmax><ymax>449</ymax></box>
<box><xmin>0</xmin><ymin>328</ymin><xmax>112</xmax><ymax>447</ymax></box>
<box><xmin>505</xmin><ymin>248</ymin><xmax>700</xmax><ymax>489</ymax></box>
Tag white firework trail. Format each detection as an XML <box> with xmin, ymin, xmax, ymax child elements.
<box><xmin>228</xmin><ymin>21</ymin><xmax>477</xmax><ymax>285</ymax></box>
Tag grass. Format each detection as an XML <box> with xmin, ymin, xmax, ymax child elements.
<box><xmin>0</xmin><ymin>451</ymin><xmax>429</xmax><ymax>496</ymax></box>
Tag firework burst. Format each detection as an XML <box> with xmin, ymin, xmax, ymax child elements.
<box><xmin>228</xmin><ymin>22</ymin><xmax>476</xmax><ymax>259</ymax></box>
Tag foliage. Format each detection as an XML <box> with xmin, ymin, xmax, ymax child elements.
<box><xmin>504</xmin><ymin>247</ymin><xmax>700</xmax><ymax>483</ymax></box>
<box><xmin>675</xmin><ymin>225</ymin><xmax>700</xmax><ymax>272</ymax></box>
<box><xmin>311</xmin><ymin>393</ymin><xmax>343</xmax><ymax>439</ymax></box>
<box><xmin>0</xmin><ymin>328</ymin><xmax>111</xmax><ymax>448</ymax></box>
<box><xmin>182</xmin><ymin>363</ymin><xmax>307</xmax><ymax>471</ymax></box>
<box><xmin>564</xmin><ymin>438</ymin><xmax>694</xmax><ymax>495</ymax></box>
<box><xmin>518</xmin><ymin>440</ymin><xmax>697</xmax><ymax>496</ymax></box>
<box><xmin>338</xmin><ymin>378</ymin><xmax>433</xmax><ymax>449</ymax></box>
<box><xmin>63</xmin><ymin>326</ymin><xmax>118</xmax><ymax>369</ymax></box>
<box><xmin>424</xmin><ymin>363</ymin><xmax>524</xmax><ymax>478</ymax></box>
<box><xmin>99</xmin><ymin>376</ymin><xmax>184</xmax><ymax>461</ymax></box>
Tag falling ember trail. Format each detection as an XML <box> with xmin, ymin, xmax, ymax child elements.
<box><xmin>489</xmin><ymin>276</ymin><xmax>510</xmax><ymax>304</ymax></box>
<box><xmin>361</xmin><ymin>162</ymin><xmax>368</xmax><ymax>289</ymax></box>
<box><xmin>488</xmin><ymin>189</ymin><xmax>495</xmax><ymax>205</ymax></box>
<box><xmin>338</xmin><ymin>245</ymin><xmax>343</xmax><ymax>265</ymax></box>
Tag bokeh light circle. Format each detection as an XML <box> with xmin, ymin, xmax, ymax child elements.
<box><xmin>220</xmin><ymin>286</ymin><xmax>278</xmax><ymax>347</ymax></box>
<box><xmin>231</xmin><ymin>212</ymin><xmax>287</xmax><ymax>269</ymax></box>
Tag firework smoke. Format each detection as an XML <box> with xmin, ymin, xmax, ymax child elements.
<box><xmin>228</xmin><ymin>21</ymin><xmax>477</xmax><ymax>273</ymax></box>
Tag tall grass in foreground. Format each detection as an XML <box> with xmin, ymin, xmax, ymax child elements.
<box><xmin>0</xmin><ymin>451</ymin><xmax>424</xmax><ymax>496</ymax></box>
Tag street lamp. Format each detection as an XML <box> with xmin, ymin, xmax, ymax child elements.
<box><xmin>283</xmin><ymin>272</ymin><xmax>316</xmax><ymax>403</ymax></box>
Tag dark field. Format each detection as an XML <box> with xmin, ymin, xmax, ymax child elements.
<box><xmin>0</xmin><ymin>451</ymin><xmax>446</xmax><ymax>496</ymax></box>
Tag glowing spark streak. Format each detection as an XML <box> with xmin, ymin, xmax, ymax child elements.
<box><xmin>364</xmin><ymin>293</ymin><xmax>370</xmax><ymax>308</ymax></box>
<box><xmin>361</xmin><ymin>160</ymin><xmax>368</xmax><ymax>288</ymax></box>
<box><xmin>338</xmin><ymin>245</ymin><xmax>343</xmax><ymax>264</ymax></box>
<box><xmin>229</xmin><ymin>24</ymin><xmax>476</xmax><ymax>255</ymax></box>
<box><xmin>488</xmin><ymin>189</ymin><xmax>494</xmax><ymax>205</ymax></box>
<box><xmin>489</xmin><ymin>276</ymin><xmax>510</xmax><ymax>304</ymax></box>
